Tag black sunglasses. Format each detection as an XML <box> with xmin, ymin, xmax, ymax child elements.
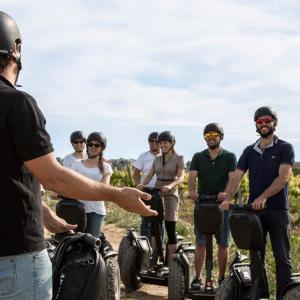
<box><xmin>73</xmin><ymin>140</ymin><xmax>85</xmax><ymax>144</ymax></box>
<box><xmin>87</xmin><ymin>142</ymin><xmax>101</xmax><ymax>148</ymax></box>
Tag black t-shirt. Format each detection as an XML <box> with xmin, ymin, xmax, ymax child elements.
<box><xmin>0</xmin><ymin>76</ymin><xmax>54</xmax><ymax>256</ymax></box>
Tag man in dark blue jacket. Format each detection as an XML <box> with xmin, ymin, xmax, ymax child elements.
<box><xmin>219</xmin><ymin>106</ymin><xmax>294</xmax><ymax>300</ymax></box>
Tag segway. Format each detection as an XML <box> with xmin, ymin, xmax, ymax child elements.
<box><xmin>215</xmin><ymin>203</ymin><xmax>269</xmax><ymax>300</ymax></box>
<box><xmin>46</xmin><ymin>198</ymin><xmax>121</xmax><ymax>300</ymax></box>
<box><xmin>118</xmin><ymin>187</ymin><xmax>194</xmax><ymax>290</ymax></box>
<box><xmin>168</xmin><ymin>195</ymin><xmax>225</xmax><ymax>300</ymax></box>
<box><xmin>282</xmin><ymin>273</ymin><xmax>300</xmax><ymax>299</ymax></box>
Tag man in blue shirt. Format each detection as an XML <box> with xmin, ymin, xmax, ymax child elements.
<box><xmin>219</xmin><ymin>106</ymin><xmax>294</xmax><ymax>300</ymax></box>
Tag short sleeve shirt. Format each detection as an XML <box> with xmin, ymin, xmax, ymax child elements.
<box><xmin>71</xmin><ymin>160</ymin><xmax>113</xmax><ymax>215</ymax></box>
<box><xmin>237</xmin><ymin>137</ymin><xmax>294</xmax><ymax>209</ymax></box>
<box><xmin>190</xmin><ymin>148</ymin><xmax>237</xmax><ymax>196</ymax></box>
<box><xmin>0</xmin><ymin>76</ymin><xmax>54</xmax><ymax>256</ymax></box>
<box><xmin>63</xmin><ymin>153</ymin><xmax>80</xmax><ymax>169</ymax></box>
<box><xmin>153</xmin><ymin>154</ymin><xmax>185</xmax><ymax>191</ymax></box>
<box><xmin>133</xmin><ymin>151</ymin><xmax>159</xmax><ymax>187</ymax></box>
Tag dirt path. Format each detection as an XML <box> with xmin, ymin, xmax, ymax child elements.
<box><xmin>102</xmin><ymin>224</ymin><xmax>168</xmax><ymax>300</ymax></box>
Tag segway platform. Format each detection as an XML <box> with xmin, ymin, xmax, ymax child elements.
<box><xmin>190</xmin><ymin>289</ymin><xmax>215</xmax><ymax>300</ymax></box>
<box><xmin>139</xmin><ymin>267</ymin><xmax>169</xmax><ymax>286</ymax></box>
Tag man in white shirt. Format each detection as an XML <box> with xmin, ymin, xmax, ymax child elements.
<box><xmin>63</xmin><ymin>131</ymin><xmax>86</xmax><ymax>168</ymax></box>
<box><xmin>133</xmin><ymin>132</ymin><xmax>161</xmax><ymax>238</ymax></box>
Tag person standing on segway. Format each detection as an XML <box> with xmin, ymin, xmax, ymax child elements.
<box><xmin>63</xmin><ymin>131</ymin><xmax>86</xmax><ymax>168</ymax></box>
<box><xmin>188</xmin><ymin>123</ymin><xmax>237</xmax><ymax>290</ymax></box>
<box><xmin>133</xmin><ymin>132</ymin><xmax>165</xmax><ymax>260</ymax></box>
<box><xmin>0</xmin><ymin>11</ymin><xmax>157</xmax><ymax>300</ymax></box>
<box><xmin>71</xmin><ymin>132</ymin><xmax>113</xmax><ymax>236</ymax></box>
<box><xmin>133</xmin><ymin>132</ymin><xmax>161</xmax><ymax>238</ymax></box>
<box><xmin>219</xmin><ymin>106</ymin><xmax>294</xmax><ymax>300</ymax></box>
<box><xmin>138</xmin><ymin>131</ymin><xmax>185</xmax><ymax>265</ymax></box>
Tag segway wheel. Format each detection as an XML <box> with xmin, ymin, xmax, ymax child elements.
<box><xmin>106</xmin><ymin>256</ymin><xmax>121</xmax><ymax>300</ymax></box>
<box><xmin>168</xmin><ymin>252</ymin><xmax>194</xmax><ymax>300</ymax></box>
<box><xmin>215</xmin><ymin>277</ymin><xmax>237</xmax><ymax>300</ymax></box>
<box><xmin>283</xmin><ymin>285</ymin><xmax>300</xmax><ymax>300</ymax></box>
<box><xmin>118</xmin><ymin>236</ymin><xmax>140</xmax><ymax>290</ymax></box>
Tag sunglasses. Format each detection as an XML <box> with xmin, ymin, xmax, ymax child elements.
<box><xmin>87</xmin><ymin>142</ymin><xmax>101</xmax><ymax>148</ymax></box>
<box><xmin>204</xmin><ymin>131</ymin><xmax>220</xmax><ymax>139</ymax></box>
<box><xmin>73</xmin><ymin>140</ymin><xmax>85</xmax><ymax>144</ymax></box>
<box><xmin>256</xmin><ymin>117</ymin><xmax>273</xmax><ymax>125</ymax></box>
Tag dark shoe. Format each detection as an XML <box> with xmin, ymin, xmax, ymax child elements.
<box><xmin>191</xmin><ymin>277</ymin><xmax>202</xmax><ymax>290</ymax></box>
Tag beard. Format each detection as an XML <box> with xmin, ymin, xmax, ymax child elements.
<box><xmin>207</xmin><ymin>141</ymin><xmax>220</xmax><ymax>149</ymax></box>
<box><xmin>257</xmin><ymin>126</ymin><xmax>275</xmax><ymax>138</ymax></box>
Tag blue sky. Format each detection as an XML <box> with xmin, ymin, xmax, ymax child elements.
<box><xmin>2</xmin><ymin>0</ymin><xmax>300</xmax><ymax>161</ymax></box>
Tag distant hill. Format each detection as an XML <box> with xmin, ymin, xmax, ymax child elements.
<box><xmin>109</xmin><ymin>158</ymin><xmax>135</xmax><ymax>170</ymax></box>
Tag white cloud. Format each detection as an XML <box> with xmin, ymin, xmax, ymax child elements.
<box><xmin>1</xmin><ymin>0</ymin><xmax>300</xmax><ymax>159</ymax></box>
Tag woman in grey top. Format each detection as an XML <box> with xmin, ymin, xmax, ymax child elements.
<box><xmin>138</xmin><ymin>131</ymin><xmax>185</xmax><ymax>265</ymax></box>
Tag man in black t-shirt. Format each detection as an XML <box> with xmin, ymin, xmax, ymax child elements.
<box><xmin>0</xmin><ymin>11</ymin><xmax>156</xmax><ymax>300</ymax></box>
<box><xmin>188</xmin><ymin>123</ymin><xmax>237</xmax><ymax>289</ymax></box>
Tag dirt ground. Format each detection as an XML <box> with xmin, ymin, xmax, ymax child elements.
<box><xmin>102</xmin><ymin>224</ymin><xmax>168</xmax><ymax>300</ymax></box>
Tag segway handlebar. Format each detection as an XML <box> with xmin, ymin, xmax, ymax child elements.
<box><xmin>198</xmin><ymin>195</ymin><xmax>220</xmax><ymax>202</ymax></box>
<box><xmin>142</xmin><ymin>187</ymin><xmax>162</xmax><ymax>193</ymax></box>
<box><xmin>229</xmin><ymin>203</ymin><xmax>255</xmax><ymax>211</ymax></box>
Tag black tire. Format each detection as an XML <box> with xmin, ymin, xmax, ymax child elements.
<box><xmin>283</xmin><ymin>285</ymin><xmax>300</xmax><ymax>300</ymax></box>
<box><xmin>168</xmin><ymin>252</ymin><xmax>194</xmax><ymax>300</ymax></box>
<box><xmin>106</xmin><ymin>256</ymin><xmax>121</xmax><ymax>300</ymax></box>
<box><xmin>118</xmin><ymin>236</ymin><xmax>140</xmax><ymax>290</ymax></box>
<box><xmin>215</xmin><ymin>277</ymin><xmax>237</xmax><ymax>300</ymax></box>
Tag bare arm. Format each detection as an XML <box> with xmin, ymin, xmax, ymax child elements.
<box><xmin>25</xmin><ymin>152</ymin><xmax>157</xmax><ymax>217</ymax></box>
<box><xmin>43</xmin><ymin>202</ymin><xmax>77</xmax><ymax>233</ymax></box>
<box><xmin>188</xmin><ymin>170</ymin><xmax>198</xmax><ymax>202</ymax></box>
<box><xmin>133</xmin><ymin>167</ymin><xmax>141</xmax><ymax>186</ymax></box>
<box><xmin>162</xmin><ymin>166</ymin><xmax>185</xmax><ymax>192</ymax></box>
<box><xmin>219</xmin><ymin>169</ymin><xmax>245</xmax><ymax>202</ymax></box>
<box><xmin>101</xmin><ymin>173</ymin><xmax>112</xmax><ymax>185</ymax></box>
<box><xmin>252</xmin><ymin>164</ymin><xmax>292</xmax><ymax>210</ymax></box>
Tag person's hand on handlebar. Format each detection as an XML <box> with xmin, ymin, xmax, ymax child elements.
<box><xmin>161</xmin><ymin>185</ymin><xmax>172</xmax><ymax>193</ymax></box>
<box><xmin>136</xmin><ymin>184</ymin><xmax>144</xmax><ymax>190</ymax></box>
<box><xmin>188</xmin><ymin>190</ymin><xmax>199</xmax><ymax>203</ymax></box>
<box><xmin>252</xmin><ymin>195</ymin><xmax>267</xmax><ymax>210</ymax></box>
<box><xmin>218</xmin><ymin>192</ymin><xmax>231</xmax><ymax>210</ymax></box>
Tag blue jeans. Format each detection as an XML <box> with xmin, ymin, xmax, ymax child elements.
<box><xmin>0</xmin><ymin>249</ymin><xmax>52</xmax><ymax>300</ymax></box>
<box><xmin>258</xmin><ymin>209</ymin><xmax>291</xmax><ymax>300</ymax></box>
<box><xmin>195</xmin><ymin>210</ymin><xmax>231</xmax><ymax>248</ymax></box>
<box><xmin>85</xmin><ymin>212</ymin><xmax>105</xmax><ymax>237</ymax></box>
<box><xmin>140</xmin><ymin>216</ymin><xmax>165</xmax><ymax>251</ymax></box>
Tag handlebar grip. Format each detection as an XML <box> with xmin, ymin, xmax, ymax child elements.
<box><xmin>142</xmin><ymin>187</ymin><xmax>162</xmax><ymax>193</ymax></box>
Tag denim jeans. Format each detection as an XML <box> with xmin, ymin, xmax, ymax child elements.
<box><xmin>140</xmin><ymin>216</ymin><xmax>165</xmax><ymax>252</ymax></box>
<box><xmin>258</xmin><ymin>209</ymin><xmax>292</xmax><ymax>300</ymax></box>
<box><xmin>195</xmin><ymin>210</ymin><xmax>231</xmax><ymax>248</ymax></box>
<box><xmin>85</xmin><ymin>212</ymin><xmax>105</xmax><ymax>237</ymax></box>
<box><xmin>0</xmin><ymin>249</ymin><xmax>52</xmax><ymax>300</ymax></box>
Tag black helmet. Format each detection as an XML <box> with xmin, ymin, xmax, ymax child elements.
<box><xmin>70</xmin><ymin>131</ymin><xmax>86</xmax><ymax>143</ymax></box>
<box><xmin>148</xmin><ymin>131</ymin><xmax>159</xmax><ymax>141</ymax></box>
<box><xmin>158</xmin><ymin>131</ymin><xmax>175</xmax><ymax>143</ymax></box>
<box><xmin>254</xmin><ymin>106</ymin><xmax>278</xmax><ymax>123</ymax></box>
<box><xmin>203</xmin><ymin>123</ymin><xmax>224</xmax><ymax>137</ymax></box>
<box><xmin>87</xmin><ymin>132</ymin><xmax>107</xmax><ymax>150</ymax></box>
<box><xmin>0</xmin><ymin>12</ymin><xmax>22</xmax><ymax>69</ymax></box>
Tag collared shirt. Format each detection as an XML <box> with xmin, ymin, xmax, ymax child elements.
<box><xmin>0</xmin><ymin>75</ymin><xmax>53</xmax><ymax>256</ymax></box>
<box><xmin>190</xmin><ymin>148</ymin><xmax>237</xmax><ymax>196</ymax></box>
<box><xmin>237</xmin><ymin>136</ymin><xmax>294</xmax><ymax>209</ymax></box>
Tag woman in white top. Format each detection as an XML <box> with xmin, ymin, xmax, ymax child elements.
<box><xmin>71</xmin><ymin>132</ymin><xmax>113</xmax><ymax>237</ymax></box>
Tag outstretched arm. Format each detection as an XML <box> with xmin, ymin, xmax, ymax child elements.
<box><xmin>25</xmin><ymin>152</ymin><xmax>157</xmax><ymax>217</ymax></box>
